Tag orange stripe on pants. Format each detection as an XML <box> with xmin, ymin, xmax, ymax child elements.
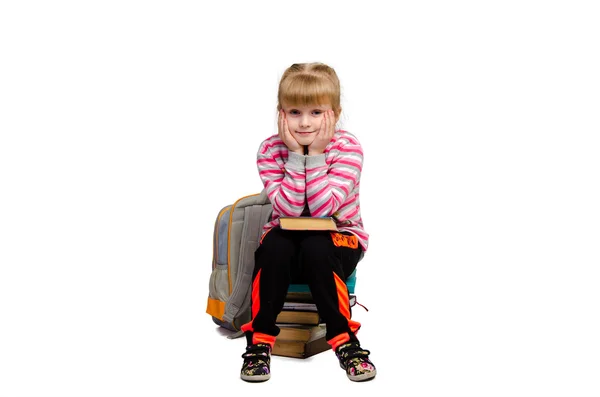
<box><xmin>240</xmin><ymin>268</ymin><xmax>262</xmax><ymax>334</ymax></box>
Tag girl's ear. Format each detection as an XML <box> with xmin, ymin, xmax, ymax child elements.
<box><xmin>335</xmin><ymin>107</ymin><xmax>342</xmax><ymax>123</ymax></box>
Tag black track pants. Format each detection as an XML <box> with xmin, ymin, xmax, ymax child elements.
<box><xmin>241</xmin><ymin>227</ymin><xmax>363</xmax><ymax>342</ymax></box>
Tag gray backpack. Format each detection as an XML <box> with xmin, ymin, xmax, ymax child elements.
<box><xmin>206</xmin><ymin>189</ymin><xmax>273</xmax><ymax>332</ymax></box>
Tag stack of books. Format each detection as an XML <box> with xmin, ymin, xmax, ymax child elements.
<box><xmin>271</xmin><ymin>291</ymin><xmax>357</xmax><ymax>359</ymax></box>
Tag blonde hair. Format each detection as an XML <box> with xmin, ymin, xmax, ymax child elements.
<box><xmin>277</xmin><ymin>63</ymin><xmax>342</xmax><ymax>118</ymax></box>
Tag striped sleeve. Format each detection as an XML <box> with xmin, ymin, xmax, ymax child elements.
<box><xmin>256</xmin><ymin>137</ymin><xmax>307</xmax><ymax>217</ymax></box>
<box><xmin>305</xmin><ymin>133</ymin><xmax>363</xmax><ymax>217</ymax></box>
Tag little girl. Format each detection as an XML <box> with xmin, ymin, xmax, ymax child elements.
<box><xmin>239</xmin><ymin>62</ymin><xmax>376</xmax><ymax>382</ymax></box>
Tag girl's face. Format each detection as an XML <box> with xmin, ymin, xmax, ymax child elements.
<box><xmin>281</xmin><ymin>103</ymin><xmax>337</xmax><ymax>146</ymax></box>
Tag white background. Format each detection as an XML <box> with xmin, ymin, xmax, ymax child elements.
<box><xmin>1</xmin><ymin>1</ymin><xmax>599</xmax><ymax>396</ymax></box>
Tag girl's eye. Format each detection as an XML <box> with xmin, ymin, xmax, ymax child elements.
<box><xmin>289</xmin><ymin>110</ymin><xmax>300</xmax><ymax>115</ymax></box>
<box><xmin>312</xmin><ymin>110</ymin><xmax>322</xmax><ymax>115</ymax></box>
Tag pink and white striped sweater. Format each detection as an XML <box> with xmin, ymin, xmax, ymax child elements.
<box><xmin>256</xmin><ymin>129</ymin><xmax>369</xmax><ymax>251</ymax></box>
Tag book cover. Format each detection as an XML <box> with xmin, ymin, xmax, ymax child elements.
<box><xmin>277</xmin><ymin>323</ymin><xmax>327</xmax><ymax>343</ymax></box>
<box><xmin>279</xmin><ymin>216</ymin><xmax>338</xmax><ymax>231</ymax></box>
<box><xmin>285</xmin><ymin>291</ymin><xmax>315</xmax><ymax>302</ymax></box>
<box><xmin>272</xmin><ymin>334</ymin><xmax>330</xmax><ymax>359</ymax></box>
<box><xmin>276</xmin><ymin>310</ymin><xmax>320</xmax><ymax>325</ymax></box>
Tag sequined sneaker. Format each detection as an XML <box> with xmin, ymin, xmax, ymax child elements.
<box><xmin>240</xmin><ymin>343</ymin><xmax>271</xmax><ymax>382</ymax></box>
<box><xmin>335</xmin><ymin>342</ymin><xmax>377</xmax><ymax>381</ymax></box>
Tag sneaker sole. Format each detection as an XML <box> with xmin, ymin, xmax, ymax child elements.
<box><xmin>348</xmin><ymin>369</ymin><xmax>377</xmax><ymax>382</ymax></box>
<box><xmin>241</xmin><ymin>373</ymin><xmax>271</xmax><ymax>382</ymax></box>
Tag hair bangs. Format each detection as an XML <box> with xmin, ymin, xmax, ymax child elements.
<box><xmin>279</xmin><ymin>74</ymin><xmax>336</xmax><ymax>108</ymax></box>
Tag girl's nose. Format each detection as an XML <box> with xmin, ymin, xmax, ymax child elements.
<box><xmin>300</xmin><ymin>116</ymin><xmax>310</xmax><ymax>128</ymax></box>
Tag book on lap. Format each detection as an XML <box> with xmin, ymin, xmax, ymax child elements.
<box><xmin>279</xmin><ymin>216</ymin><xmax>338</xmax><ymax>231</ymax></box>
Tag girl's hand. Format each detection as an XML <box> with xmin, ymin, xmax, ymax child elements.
<box><xmin>308</xmin><ymin>109</ymin><xmax>335</xmax><ymax>155</ymax></box>
<box><xmin>278</xmin><ymin>110</ymin><xmax>303</xmax><ymax>154</ymax></box>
